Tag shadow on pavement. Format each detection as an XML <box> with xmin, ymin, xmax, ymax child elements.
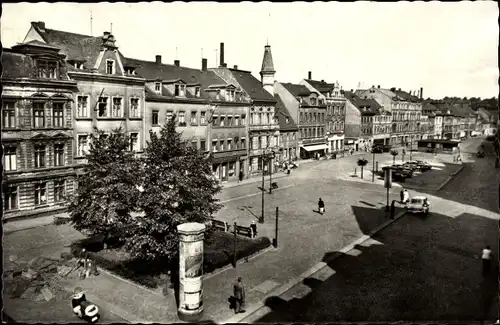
<box><xmin>253</xmin><ymin>207</ymin><xmax>499</xmax><ymax>323</ymax></box>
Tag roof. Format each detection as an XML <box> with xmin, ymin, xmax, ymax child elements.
<box><xmin>1</xmin><ymin>49</ymin><xmax>36</xmax><ymax>78</ymax></box>
<box><xmin>125</xmin><ymin>57</ymin><xmax>227</xmax><ymax>100</ymax></box>
<box><xmin>392</xmin><ymin>89</ymin><xmax>420</xmax><ymax>102</ymax></box>
<box><xmin>260</xmin><ymin>45</ymin><xmax>275</xmax><ymax>73</ymax></box>
<box><xmin>448</xmin><ymin>103</ymin><xmax>477</xmax><ymax>118</ymax></box>
<box><xmin>30</xmin><ymin>21</ymin><xmax>109</xmax><ymax>69</ymax></box>
<box><xmin>281</xmin><ymin>83</ymin><xmax>312</xmax><ymax>97</ymax></box>
<box><xmin>304</xmin><ymin>79</ymin><xmax>336</xmax><ymax>93</ymax></box>
<box><xmin>343</xmin><ymin>91</ymin><xmax>381</xmax><ymax>115</ymax></box>
<box><xmin>226</xmin><ymin>68</ymin><xmax>276</xmax><ymax>102</ymax></box>
<box><xmin>274</xmin><ymin>94</ymin><xmax>298</xmax><ymax>131</ymax></box>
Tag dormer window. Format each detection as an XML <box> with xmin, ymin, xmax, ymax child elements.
<box><xmin>299</xmin><ymin>97</ymin><xmax>303</xmax><ymax>104</ymax></box>
<box><xmin>227</xmin><ymin>90</ymin><xmax>235</xmax><ymax>101</ymax></box>
<box><xmin>175</xmin><ymin>84</ymin><xmax>186</xmax><ymax>97</ymax></box>
<box><xmin>106</xmin><ymin>60</ymin><xmax>115</xmax><ymax>74</ymax></box>
<box><xmin>216</xmin><ymin>89</ymin><xmax>221</xmax><ymax>100</ymax></box>
<box><xmin>286</xmin><ymin>117</ymin><xmax>289</xmax><ymax>123</ymax></box>
<box><xmin>37</xmin><ymin>60</ymin><xmax>58</xmax><ymax>79</ymax></box>
<box><xmin>195</xmin><ymin>86</ymin><xmax>201</xmax><ymax>98</ymax></box>
<box><xmin>125</xmin><ymin>67</ymin><xmax>136</xmax><ymax>75</ymax></box>
<box><xmin>311</xmin><ymin>98</ymin><xmax>317</xmax><ymax>106</ymax></box>
<box><xmin>74</xmin><ymin>62</ymin><xmax>83</xmax><ymax>69</ymax></box>
<box><xmin>155</xmin><ymin>82</ymin><xmax>161</xmax><ymax>93</ymax></box>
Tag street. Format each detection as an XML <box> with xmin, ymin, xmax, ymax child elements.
<box><xmin>238</xmin><ymin>137</ymin><xmax>500</xmax><ymax>323</ymax></box>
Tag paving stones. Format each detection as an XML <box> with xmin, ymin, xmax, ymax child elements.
<box><xmin>253</xmin><ymin>279</ymin><xmax>281</xmax><ymax>294</ymax></box>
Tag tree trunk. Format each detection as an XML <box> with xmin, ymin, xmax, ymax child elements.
<box><xmin>393</xmin><ymin>156</ymin><xmax>396</xmax><ymax>164</ymax></box>
<box><xmin>361</xmin><ymin>166</ymin><xmax>364</xmax><ymax>179</ymax></box>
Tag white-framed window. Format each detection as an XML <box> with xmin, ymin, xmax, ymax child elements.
<box><xmin>152</xmin><ymin>110</ymin><xmax>159</xmax><ymax>125</ymax></box>
<box><xmin>106</xmin><ymin>60</ymin><xmax>115</xmax><ymax>74</ymax></box>
<box><xmin>195</xmin><ymin>86</ymin><xmax>201</xmax><ymax>97</ymax></box>
<box><xmin>75</xmin><ymin>62</ymin><xmax>83</xmax><ymax>69</ymax></box>
<box><xmin>191</xmin><ymin>111</ymin><xmax>197</xmax><ymax>125</ymax></box>
<box><xmin>34</xmin><ymin>144</ymin><xmax>46</xmax><ymax>168</ymax></box>
<box><xmin>241</xmin><ymin>114</ymin><xmax>246</xmax><ymax>126</ymax></box>
<box><xmin>52</xmin><ymin>102</ymin><xmax>64</xmax><ymax>127</ymax></box>
<box><xmin>200</xmin><ymin>111</ymin><xmax>207</xmax><ymax>125</ymax></box>
<box><xmin>175</xmin><ymin>84</ymin><xmax>186</xmax><ymax>97</ymax></box>
<box><xmin>178</xmin><ymin>111</ymin><xmax>186</xmax><ymax>126</ymax></box>
<box><xmin>4</xmin><ymin>146</ymin><xmax>17</xmax><ymax>171</ymax></box>
<box><xmin>112</xmin><ymin>97</ymin><xmax>123</xmax><ymax>117</ymax></box>
<box><xmin>4</xmin><ymin>184</ymin><xmax>18</xmax><ymax>211</ymax></box>
<box><xmin>234</xmin><ymin>116</ymin><xmax>240</xmax><ymax>126</ymax></box>
<box><xmin>77</xmin><ymin>134</ymin><xmax>89</xmax><ymax>156</ymax></box>
<box><xmin>166</xmin><ymin>110</ymin><xmax>174</xmax><ymax>122</ymax></box>
<box><xmin>130</xmin><ymin>98</ymin><xmax>140</xmax><ymax>118</ymax></box>
<box><xmin>34</xmin><ymin>182</ymin><xmax>47</xmax><ymax>206</ymax></box>
<box><xmin>200</xmin><ymin>139</ymin><xmax>207</xmax><ymax>151</ymax></box>
<box><xmin>130</xmin><ymin>132</ymin><xmax>139</xmax><ymax>152</ymax></box>
<box><xmin>77</xmin><ymin>95</ymin><xmax>90</xmax><ymax>118</ymax></box>
<box><xmin>37</xmin><ymin>60</ymin><xmax>58</xmax><ymax>79</ymax></box>
<box><xmin>54</xmin><ymin>143</ymin><xmax>65</xmax><ymax>166</ymax></box>
<box><xmin>227</xmin><ymin>89</ymin><xmax>235</xmax><ymax>101</ymax></box>
<box><xmin>54</xmin><ymin>179</ymin><xmax>66</xmax><ymax>202</ymax></box>
<box><xmin>98</xmin><ymin>97</ymin><xmax>109</xmax><ymax>117</ymax></box>
<box><xmin>212</xmin><ymin>140</ymin><xmax>218</xmax><ymax>152</ymax></box>
<box><xmin>155</xmin><ymin>82</ymin><xmax>161</xmax><ymax>93</ymax></box>
<box><xmin>3</xmin><ymin>101</ymin><xmax>16</xmax><ymax>128</ymax></box>
<box><xmin>228</xmin><ymin>138</ymin><xmax>233</xmax><ymax>150</ymax></box>
<box><xmin>33</xmin><ymin>102</ymin><xmax>45</xmax><ymax>128</ymax></box>
<box><xmin>241</xmin><ymin>137</ymin><xmax>246</xmax><ymax>149</ymax></box>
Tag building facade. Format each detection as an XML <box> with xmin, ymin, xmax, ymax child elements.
<box><xmin>2</xmin><ymin>42</ymin><xmax>77</xmax><ymax>220</ymax></box>
<box><xmin>274</xmin><ymin>94</ymin><xmax>299</xmax><ymax>163</ymax></box>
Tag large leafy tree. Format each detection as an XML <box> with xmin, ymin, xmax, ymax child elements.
<box><xmin>69</xmin><ymin>127</ymin><xmax>143</xmax><ymax>239</ymax></box>
<box><xmin>126</xmin><ymin>116</ymin><xmax>222</xmax><ymax>261</ymax></box>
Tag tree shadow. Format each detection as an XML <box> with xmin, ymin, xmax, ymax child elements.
<box><xmin>254</xmin><ymin>208</ymin><xmax>499</xmax><ymax>323</ymax></box>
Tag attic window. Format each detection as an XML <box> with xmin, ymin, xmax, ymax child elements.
<box><xmin>37</xmin><ymin>59</ymin><xmax>58</xmax><ymax>79</ymax></box>
<box><xmin>175</xmin><ymin>84</ymin><xmax>186</xmax><ymax>97</ymax></box>
<box><xmin>310</xmin><ymin>98</ymin><xmax>317</xmax><ymax>106</ymax></box>
<box><xmin>125</xmin><ymin>67</ymin><xmax>136</xmax><ymax>75</ymax></box>
<box><xmin>74</xmin><ymin>62</ymin><xmax>83</xmax><ymax>69</ymax></box>
<box><xmin>155</xmin><ymin>82</ymin><xmax>161</xmax><ymax>93</ymax></box>
<box><xmin>286</xmin><ymin>117</ymin><xmax>289</xmax><ymax>123</ymax></box>
<box><xmin>106</xmin><ymin>60</ymin><xmax>115</xmax><ymax>74</ymax></box>
<box><xmin>227</xmin><ymin>90</ymin><xmax>235</xmax><ymax>101</ymax></box>
<box><xmin>195</xmin><ymin>86</ymin><xmax>201</xmax><ymax>98</ymax></box>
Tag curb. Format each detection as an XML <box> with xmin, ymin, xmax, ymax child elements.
<box><xmin>221</xmin><ymin>210</ymin><xmax>407</xmax><ymax>324</ymax></box>
<box><xmin>219</xmin><ymin>183</ymin><xmax>296</xmax><ymax>204</ymax></box>
<box><xmin>436</xmin><ymin>165</ymin><xmax>465</xmax><ymax>191</ymax></box>
<box><xmin>221</xmin><ymin>173</ymin><xmax>290</xmax><ymax>190</ymax></box>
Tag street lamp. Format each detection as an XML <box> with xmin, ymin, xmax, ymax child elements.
<box><xmin>372</xmin><ymin>149</ymin><xmax>375</xmax><ymax>182</ymax></box>
<box><xmin>260</xmin><ymin>148</ymin><xmax>275</xmax><ymax>223</ymax></box>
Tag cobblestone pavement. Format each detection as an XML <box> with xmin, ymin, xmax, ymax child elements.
<box><xmin>239</xmin><ymin>137</ymin><xmax>500</xmax><ymax>323</ymax></box>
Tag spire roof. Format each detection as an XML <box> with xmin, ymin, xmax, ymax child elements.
<box><xmin>260</xmin><ymin>45</ymin><xmax>275</xmax><ymax>74</ymax></box>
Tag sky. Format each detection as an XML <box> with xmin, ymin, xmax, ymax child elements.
<box><xmin>1</xmin><ymin>1</ymin><xmax>498</xmax><ymax>99</ymax></box>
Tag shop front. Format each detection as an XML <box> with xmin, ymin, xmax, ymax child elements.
<box><xmin>211</xmin><ymin>150</ymin><xmax>246</xmax><ymax>183</ymax></box>
<box><xmin>299</xmin><ymin>143</ymin><xmax>328</xmax><ymax>159</ymax></box>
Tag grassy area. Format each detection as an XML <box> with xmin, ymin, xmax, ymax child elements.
<box><xmin>70</xmin><ymin>230</ymin><xmax>271</xmax><ymax>289</ymax></box>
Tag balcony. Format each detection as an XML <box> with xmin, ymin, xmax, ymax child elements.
<box><xmin>248</xmin><ymin>124</ymin><xmax>280</xmax><ymax>131</ymax></box>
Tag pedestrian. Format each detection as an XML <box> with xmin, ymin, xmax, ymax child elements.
<box><xmin>318</xmin><ymin>198</ymin><xmax>325</xmax><ymax>214</ymax></box>
<box><xmin>482</xmin><ymin>245</ymin><xmax>493</xmax><ymax>276</ymax></box>
<box><xmin>403</xmin><ymin>189</ymin><xmax>410</xmax><ymax>204</ymax></box>
<box><xmin>233</xmin><ymin>277</ymin><xmax>246</xmax><ymax>314</ymax></box>
<box><xmin>400</xmin><ymin>188</ymin><xmax>405</xmax><ymax>203</ymax></box>
<box><xmin>250</xmin><ymin>220</ymin><xmax>257</xmax><ymax>238</ymax></box>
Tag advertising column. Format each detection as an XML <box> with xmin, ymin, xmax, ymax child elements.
<box><xmin>177</xmin><ymin>222</ymin><xmax>205</xmax><ymax>321</ymax></box>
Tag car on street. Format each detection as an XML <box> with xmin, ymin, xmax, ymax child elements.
<box><xmin>402</xmin><ymin>162</ymin><xmax>420</xmax><ymax>171</ymax></box>
<box><xmin>405</xmin><ymin>196</ymin><xmax>430</xmax><ymax>215</ymax></box>
<box><xmin>371</xmin><ymin>146</ymin><xmax>384</xmax><ymax>153</ymax></box>
<box><xmin>392</xmin><ymin>164</ymin><xmax>414</xmax><ymax>177</ymax></box>
<box><xmin>415</xmin><ymin>160</ymin><xmax>432</xmax><ymax>171</ymax></box>
<box><xmin>381</xmin><ymin>166</ymin><xmax>407</xmax><ymax>181</ymax></box>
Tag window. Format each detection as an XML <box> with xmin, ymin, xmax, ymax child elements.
<box><xmin>98</xmin><ymin>97</ymin><xmax>109</xmax><ymax>117</ymax></box>
<box><xmin>34</xmin><ymin>182</ymin><xmax>47</xmax><ymax>206</ymax></box>
<box><xmin>234</xmin><ymin>116</ymin><xmax>240</xmax><ymax>126</ymax></box>
<box><xmin>200</xmin><ymin>111</ymin><xmax>207</xmax><ymax>125</ymax></box>
<box><xmin>228</xmin><ymin>139</ymin><xmax>233</xmax><ymax>150</ymax></box>
<box><xmin>4</xmin><ymin>184</ymin><xmax>18</xmax><ymax>211</ymax></box>
<box><xmin>191</xmin><ymin>139</ymin><xmax>198</xmax><ymax>148</ymax></box>
<box><xmin>106</xmin><ymin>60</ymin><xmax>115</xmax><ymax>74</ymax></box>
<box><xmin>37</xmin><ymin>60</ymin><xmax>57</xmax><ymax>79</ymax></box>
<box><xmin>175</xmin><ymin>84</ymin><xmax>180</xmax><ymax>96</ymax></box>
<box><xmin>311</xmin><ymin>98</ymin><xmax>317</xmax><ymax>106</ymax></box>
<box><xmin>166</xmin><ymin>110</ymin><xmax>173</xmax><ymax>122</ymax></box>
<box><xmin>112</xmin><ymin>98</ymin><xmax>123</xmax><ymax>117</ymax></box>
<box><xmin>77</xmin><ymin>95</ymin><xmax>89</xmax><ymax>118</ymax></box>
<box><xmin>52</xmin><ymin>102</ymin><xmax>64</xmax><ymax>127</ymax></box>
<box><xmin>212</xmin><ymin>140</ymin><xmax>218</xmax><ymax>152</ymax></box>
<box><xmin>241</xmin><ymin>137</ymin><xmax>246</xmax><ymax>149</ymax></box>
<box><xmin>220</xmin><ymin>115</ymin><xmax>225</xmax><ymax>127</ymax></box>
<box><xmin>241</xmin><ymin>114</ymin><xmax>246</xmax><ymax>125</ymax></box>
<box><xmin>200</xmin><ymin>140</ymin><xmax>206</xmax><ymax>151</ymax></box>
<box><xmin>54</xmin><ymin>179</ymin><xmax>65</xmax><ymax>202</ymax></box>
<box><xmin>4</xmin><ymin>146</ymin><xmax>17</xmax><ymax>171</ymax></box>
<box><xmin>227</xmin><ymin>90</ymin><xmax>235</xmax><ymax>101</ymax></box>
<box><xmin>152</xmin><ymin>111</ymin><xmax>159</xmax><ymax>125</ymax></box>
<box><xmin>228</xmin><ymin>116</ymin><xmax>234</xmax><ymax>126</ymax></box>
<box><xmin>155</xmin><ymin>83</ymin><xmax>161</xmax><ymax>93</ymax></box>
<box><xmin>54</xmin><ymin>143</ymin><xmax>65</xmax><ymax>166</ymax></box>
<box><xmin>34</xmin><ymin>144</ymin><xmax>46</xmax><ymax>168</ymax></box>
<box><xmin>130</xmin><ymin>98</ymin><xmax>140</xmax><ymax>118</ymax></box>
<box><xmin>33</xmin><ymin>102</ymin><xmax>45</xmax><ymax>128</ymax></box>
<box><xmin>191</xmin><ymin>111</ymin><xmax>197</xmax><ymax>125</ymax></box>
<box><xmin>175</xmin><ymin>84</ymin><xmax>186</xmax><ymax>97</ymax></box>
<box><xmin>195</xmin><ymin>86</ymin><xmax>201</xmax><ymax>97</ymax></box>
<box><xmin>130</xmin><ymin>133</ymin><xmax>139</xmax><ymax>151</ymax></box>
<box><xmin>3</xmin><ymin>101</ymin><xmax>16</xmax><ymax>128</ymax></box>
<box><xmin>78</xmin><ymin>135</ymin><xmax>89</xmax><ymax>156</ymax></box>
<box><xmin>178</xmin><ymin>111</ymin><xmax>186</xmax><ymax>126</ymax></box>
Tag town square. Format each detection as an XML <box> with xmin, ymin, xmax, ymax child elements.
<box><xmin>1</xmin><ymin>2</ymin><xmax>499</xmax><ymax>324</ymax></box>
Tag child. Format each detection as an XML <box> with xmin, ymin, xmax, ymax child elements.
<box><xmin>318</xmin><ymin>198</ymin><xmax>325</xmax><ymax>214</ymax></box>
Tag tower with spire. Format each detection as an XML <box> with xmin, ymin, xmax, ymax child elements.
<box><xmin>260</xmin><ymin>44</ymin><xmax>276</xmax><ymax>95</ymax></box>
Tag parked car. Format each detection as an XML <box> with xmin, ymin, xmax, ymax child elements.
<box><xmin>402</xmin><ymin>162</ymin><xmax>420</xmax><ymax>171</ymax></box>
<box><xmin>382</xmin><ymin>145</ymin><xmax>393</xmax><ymax>152</ymax></box>
<box><xmin>381</xmin><ymin>166</ymin><xmax>407</xmax><ymax>181</ymax></box>
<box><xmin>415</xmin><ymin>160</ymin><xmax>432</xmax><ymax>171</ymax></box>
<box><xmin>405</xmin><ymin>196</ymin><xmax>430</xmax><ymax>215</ymax></box>
<box><xmin>371</xmin><ymin>146</ymin><xmax>384</xmax><ymax>153</ymax></box>
<box><xmin>392</xmin><ymin>164</ymin><xmax>414</xmax><ymax>177</ymax></box>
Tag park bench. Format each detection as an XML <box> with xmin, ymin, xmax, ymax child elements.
<box><xmin>234</xmin><ymin>225</ymin><xmax>254</xmax><ymax>238</ymax></box>
<box><xmin>212</xmin><ymin>219</ymin><xmax>230</xmax><ymax>232</ymax></box>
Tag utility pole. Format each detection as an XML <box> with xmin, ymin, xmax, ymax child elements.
<box><xmin>269</xmin><ymin>158</ymin><xmax>273</xmax><ymax>194</ymax></box>
<box><xmin>372</xmin><ymin>151</ymin><xmax>375</xmax><ymax>182</ymax></box>
<box><xmin>274</xmin><ymin>207</ymin><xmax>279</xmax><ymax>248</ymax></box>
<box><xmin>233</xmin><ymin>222</ymin><xmax>237</xmax><ymax>267</ymax></box>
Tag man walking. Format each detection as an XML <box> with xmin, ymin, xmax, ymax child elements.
<box><xmin>482</xmin><ymin>245</ymin><xmax>492</xmax><ymax>276</ymax></box>
<box><xmin>233</xmin><ymin>277</ymin><xmax>246</xmax><ymax>314</ymax></box>
<box><xmin>318</xmin><ymin>198</ymin><xmax>325</xmax><ymax>215</ymax></box>
<box><xmin>400</xmin><ymin>188</ymin><xmax>405</xmax><ymax>203</ymax></box>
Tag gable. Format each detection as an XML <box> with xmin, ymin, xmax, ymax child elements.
<box><xmin>96</xmin><ymin>50</ymin><xmax>124</xmax><ymax>76</ymax></box>
<box><xmin>23</xmin><ymin>26</ymin><xmax>46</xmax><ymax>44</ymax></box>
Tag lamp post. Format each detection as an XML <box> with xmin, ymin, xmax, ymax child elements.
<box><xmin>260</xmin><ymin>148</ymin><xmax>275</xmax><ymax>223</ymax></box>
<box><xmin>269</xmin><ymin>150</ymin><xmax>276</xmax><ymax>194</ymax></box>
<box><xmin>372</xmin><ymin>150</ymin><xmax>375</xmax><ymax>182</ymax></box>
<box><xmin>409</xmin><ymin>137</ymin><xmax>413</xmax><ymax>161</ymax></box>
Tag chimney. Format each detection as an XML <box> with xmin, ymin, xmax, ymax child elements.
<box><xmin>351</xmin><ymin>89</ymin><xmax>354</xmax><ymax>92</ymax></box>
<box><xmin>308</xmin><ymin>71</ymin><xmax>312</xmax><ymax>79</ymax></box>
<box><xmin>377</xmin><ymin>85</ymin><xmax>380</xmax><ymax>88</ymax></box>
<box><xmin>398</xmin><ymin>88</ymin><xmax>401</xmax><ymax>91</ymax></box>
<box><xmin>202</xmin><ymin>58</ymin><xmax>207</xmax><ymax>71</ymax></box>
<box><xmin>37</xmin><ymin>21</ymin><xmax>46</xmax><ymax>31</ymax></box>
<box><xmin>233</xmin><ymin>65</ymin><xmax>238</xmax><ymax>69</ymax></box>
<box><xmin>103</xmin><ymin>31</ymin><xmax>110</xmax><ymax>37</ymax></box>
<box><xmin>220</xmin><ymin>42</ymin><xmax>225</xmax><ymax>67</ymax></box>
<box><xmin>174</xmin><ymin>60</ymin><xmax>180</xmax><ymax>67</ymax></box>
<box><xmin>420</xmin><ymin>87</ymin><xmax>423</xmax><ymax>100</ymax></box>
<box><xmin>321</xmin><ymin>79</ymin><xmax>324</xmax><ymax>83</ymax></box>
<box><xmin>222</xmin><ymin>63</ymin><xmax>227</xmax><ymax>67</ymax></box>
<box><xmin>155</xmin><ymin>55</ymin><xmax>162</xmax><ymax>64</ymax></box>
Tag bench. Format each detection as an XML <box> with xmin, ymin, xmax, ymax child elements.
<box><xmin>234</xmin><ymin>225</ymin><xmax>254</xmax><ymax>238</ymax></box>
<box><xmin>212</xmin><ymin>219</ymin><xmax>230</xmax><ymax>232</ymax></box>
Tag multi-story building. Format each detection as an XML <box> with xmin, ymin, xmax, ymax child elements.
<box><xmin>477</xmin><ymin>107</ymin><xmax>497</xmax><ymax>136</ymax></box>
<box><xmin>301</xmin><ymin>75</ymin><xmax>346</xmax><ymax>153</ymax></box>
<box><xmin>2</xmin><ymin>41</ymin><xmax>77</xmax><ymax>220</ymax></box>
<box><xmin>211</xmin><ymin>43</ymin><xmax>279</xmax><ymax>177</ymax></box>
<box><xmin>124</xmin><ymin>55</ymin><xmax>249</xmax><ymax>183</ymax></box>
<box><xmin>343</xmin><ymin>91</ymin><xmax>387</xmax><ymax>151</ymax></box>
<box><xmin>356</xmin><ymin>86</ymin><xmax>423</xmax><ymax>146</ymax></box>
<box><xmin>274</xmin><ymin>82</ymin><xmax>328</xmax><ymax>159</ymax></box>
<box><xmin>422</xmin><ymin>101</ymin><xmax>438</xmax><ymax>139</ymax></box>
<box><xmin>274</xmin><ymin>94</ymin><xmax>299</xmax><ymax>163</ymax></box>
<box><xmin>23</xmin><ymin>22</ymin><xmax>147</xmax><ymax>173</ymax></box>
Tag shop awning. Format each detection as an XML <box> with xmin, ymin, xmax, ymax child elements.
<box><xmin>301</xmin><ymin>144</ymin><xmax>328</xmax><ymax>151</ymax></box>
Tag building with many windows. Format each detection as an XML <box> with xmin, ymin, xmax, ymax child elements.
<box><xmin>2</xmin><ymin>41</ymin><xmax>77</xmax><ymax>220</ymax></box>
<box><xmin>301</xmin><ymin>75</ymin><xmax>346</xmax><ymax>153</ymax></box>
<box><xmin>274</xmin><ymin>94</ymin><xmax>299</xmax><ymax>163</ymax></box>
